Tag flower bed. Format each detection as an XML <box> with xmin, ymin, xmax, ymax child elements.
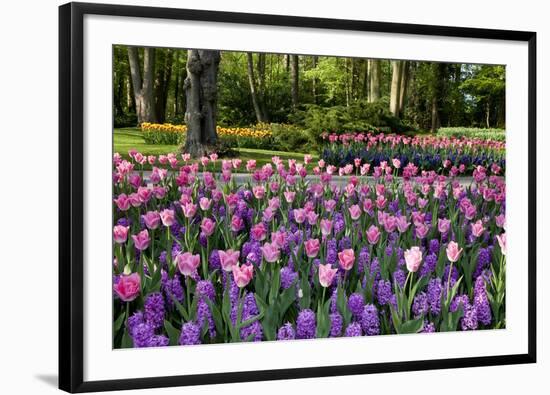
<box><xmin>320</xmin><ymin>132</ymin><xmax>505</xmax><ymax>176</ymax></box>
<box><xmin>140</xmin><ymin>122</ymin><xmax>272</xmax><ymax>146</ymax></box>
<box><xmin>112</xmin><ymin>151</ymin><xmax>506</xmax><ymax>348</ymax></box>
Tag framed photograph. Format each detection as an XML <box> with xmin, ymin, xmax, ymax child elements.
<box><xmin>59</xmin><ymin>2</ymin><xmax>537</xmax><ymax>393</ymax></box>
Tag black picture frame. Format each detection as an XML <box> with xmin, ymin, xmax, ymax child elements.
<box><xmin>59</xmin><ymin>2</ymin><xmax>537</xmax><ymax>393</ymax></box>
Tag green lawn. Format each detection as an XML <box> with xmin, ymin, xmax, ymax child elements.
<box><xmin>114</xmin><ymin>128</ymin><xmax>318</xmax><ymax>171</ymax></box>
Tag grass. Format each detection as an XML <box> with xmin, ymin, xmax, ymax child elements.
<box><xmin>114</xmin><ymin>128</ymin><xmax>318</xmax><ymax>171</ymax></box>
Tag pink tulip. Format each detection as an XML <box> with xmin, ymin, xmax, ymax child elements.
<box><xmin>175</xmin><ymin>252</ymin><xmax>201</xmax><ymax>277</ymax></box>
<box><xmin>293</xmin><ymin>208</ymin><xmax>306</xmax><ymax>224</ymax></box>
<box><xmin>348</xmin><ymin>205</ymin><xmax>361</xmax><ymax>220</ymax></box>
<box><xmin>415</xmin><ymin>223</ymin><xmax>430</xmax><ymax>239</ymax></box>
<box><xmin>324</xmin><ymin>199</ymin><xmax>337</xmax><ymax>212</ymax></box>
<box><xmin>366</xmin><ymin>225</ymin><xmax>381</xmax><ymax>245</ymax></box>
<box><xmin>404</xmin><ymin>246</ymin><xmax>423</xmax><ymax>272</ymax></box>
<box><xmin>306</xmin><ymin>210</ymin><xmax>319</xmax><ymax>225</ymax></box>
<box><xmin>114</xmin><ymin>273</ymin><xmax>141</xmax><ymax>302</ymax></box>
<box><xmin>230</xmin><ymin>215</ymin><xmax>244</xmax><ymax>232</ymax></box>
<box><xmin>200</xmin><ymin>218</ymin><xmax>216</xmax><ymax>237</ymax></box>
<box><xmin>113</xmin><ymin>225</ymin><xmax>129</xmax><ymax>244</ymax></box>
<box><xmin>320</xmin><ymin>219</ymin><xmax>333</xmax><ymax>236</ymax></box>
<box><xmin>284</xmin><ymin>190</ymin><xmax>296</xmax><ymax>203</ymax></box>
<box><xmin>199</xmin><ymin>197</ymin><xmax>212</xmax><ymax>211</ymax></box>
<box><xmin>253</xmin><ymin>185</ymin><xmax>266</xmax><ymax>199</ymax></box>
<box><xmin>246</xmin><ymin>160</ymin><xmax>257</xmax><ymax>172</ymax></box>
<box><xmin>338</xmin><ymin>249</ymin><xmax>355</xmax><ymax>271</ymax></box>
<box><xmin>131</xmin><ymin>229</ymin><xmax>150</xmax><ymax>251</ymax></box>
<box><xmin>128</xmin><ymin>193</ymin><xmax>141</xmax><ymax>208</ymax></box>
<box><xmin>446</xmin><ymin>241</ymin><xmax>463</xmax><ymax>263</ymax></box>
<box><xmin>271</xmin><ymin>231</ymin><xmax>287</xmax><ymax>248</ymax></box>
<box><xmin>114</xmin><ymin>194</ymin><xmax>131</xmax><ymax>211</ymax></box>
<box><xmin>261</xmin><ymin>242</ymin><xmax>280</xmax><ymax>263</ymax></box>
<box><xmin>219</xmin><ymin>249</ymin><xmax>240</xmax><ymax>272</ymax></box>
<box><xmin>471</xmin><ymin>220</ymin><xmax>485</xmax><ymax>238</ymax></box>
<box><xmin>396</xmin><ymin>216</ymin><xmax>410</xmax><ymax>233</ymax></box>
<box><xmin>318</xmin><ymin>264</ymin><xmax>338</xmax><ymax>287</ymax></box>
<box><xmin>305</xmin><ymin>238</ymin><xmax>320</xmax><ymax>258</ymax></box>
<box><xmin>232</xmin><ymin>264</ymin><xmax>254</xmax><ymax>288</ymax></box>
<box><xmin>496</xmin><ymin>233</ymin><xmax>506</xmax><ymax>255</ymax></box>
<box><xmin>142</xmin><ymin>211</ymin><xmax>160</xmax><ymax>230</ymax></box>
<box><xmin>392</xmin><ymin>158</ymin><xmax>401</xmax><ymax>169</ymax></box>
<box><xmin>496</xmin><ymin>214</ymin><xmax>506</xmax><ymax>228</ymax></box>
<box><xmin>160</xmin><ymin>209</ymin><xmax>175</xmax><ymax>227</ymax></box>
<box><xmin>182</xmin><ymin>202</ymin><xmax>197</xmax><ymax>219</ymax></box>
<box><xmin>251</xmin><ymin>222</ymin><xmax>267</xmax><ymax>241</ymax></box>
<box><xmin>438</xmin><ymin>218</ymin><xmax>451</xmax><ymax>234</ymax></box>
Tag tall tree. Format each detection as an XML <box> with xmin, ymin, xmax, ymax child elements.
<box><xmin>246</xmin><ymin>53</ymin><xmax>266</xmax><ymax>123</ymax></box>
<box><xmin>184</xmin><ymin>49</ymin><xmax>221</xmax><ymax>157</ymax></box>
<box><xmin>127</xmin><ymin>47</ymin><xmax>157</xmax><ymax>124</ymax></box>
<box><xmin>430</xmin><ymin>62</ymin><xmax>446</xmax><ymax>133</ymax></box>
<box><xmin>369</xmin><ymin>59</ymin><xmax>381</xmax><ymax>103</ymax></box>
<box><xmin>398</xmin><ymin>61</ymin><xmax>410</xmax><ymax>116</ymax></box>
<box><xmin>290</xmin><ymin>54</ymin><xmax>299</xmax><ymax>108</ymax></box>
<box><xmin>389</xmin><ymin>60</ymin><xmax>403</xmax><ymax>116</ymax></box>
<box><xmin>154</xmin><ymin>48</ymin><xmax>174</xmax><ymax>123</ymax></box>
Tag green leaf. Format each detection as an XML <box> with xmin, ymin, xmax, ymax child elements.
<box><xmin>114</xmin><ymin>311</ymin><xmax>126</xmax><ymax>333</ymax></box>
<box><xmin>164</xmin><ymin>320</ymin><xmax>181</xmax><ymax>346</ymax></box>
<box><xmin>397</xmin><ymin>317</ymin><xmax>424</xmax><ymax>334</ymax></box>
<box><xmin>121</xmin><ymin>328</ymin><xmax>133</xmax><ymax>348</ymax></box>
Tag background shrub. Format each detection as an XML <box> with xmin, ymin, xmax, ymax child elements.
<box><xmin>437</xmin><ymin>127</ymin><xmax>506</xmax><ymax>141</ymax></box>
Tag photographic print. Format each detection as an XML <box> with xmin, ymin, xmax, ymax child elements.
<box><xmin>112</xmin><ymin>47</ymin><xmax>507</xmax><ymax>348</ymax></box>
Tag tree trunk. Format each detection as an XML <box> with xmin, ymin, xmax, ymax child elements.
<box><xmin>154</xmin><ymin>49</ymin><xmax>173</xmax><ymax>123</ymax></box>
<box><xmin>430</xmin><ymin>95</ymin><xmax>439</xmax><ymax>133</ymax></box>
<box><xmin>369</xmin><ymin>59</ymin><xmax>381</xmax><ymax>103</ymax></box>
<box><xmin>389</xmin><ymin>60</ymin><xmax>403</xmax><ymax>116</ymax></box>
<box><xmin>398</xmin><ymin>61</ymin><xmax>409</xmax><ymax>116</ymax></box>
<box><xmin>128</xmin><ymin>47</ymin><xmax>156</xmax><ymax>124</ymax></box>
<box><xmin>486</xmin><ymin>100</ymin><xmax>491</xmax><ymax>128</ymax></box>
<box><xmin>290</xmin><ymin>54</ymin><xmax>299</xmax><ymax>109</ymax></box>
<box><xmin>430</xmin><ymin>62</ymin><xmax>445</xmax><ymax>133</ymax></box>
<box><xmin>184</xmin><ymin>49</ymin><xmax>221</xmax><ymax>157</ymax></box>
<box><xmin>247</xmin><ymin>53</ymin><xmax>265</xmax><ymax>123</ymax></box>
<box><xmin>257</xmin><ymin>53</ymin><xmax>269</xmax><ymax>121</ymax></box>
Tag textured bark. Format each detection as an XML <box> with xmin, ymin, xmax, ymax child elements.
<box><xmin>290</xmin><ymin>54</ymin><xmax>299</xmax><ymax>108</ymax></box>
<box><xmin>430</xmin><ymin>62</ymin><xmax>446</xmax><ymax>133</ymax></box>
<box><xmin>390</xmin><ymin>60</ymin><xmax>403</xmax><ymax>116</ymax></box>
<box><xmin>247</xmin><ymin>53</ymin><xmax>265</xmax><ymax>123</ymax></box>
<box><xmin>154</xmin><ymin>49</ymin><xmax>173</xmax><ymax>123</ymax></box>
<box><xmin>398</xmin><ymin>61</ymin><xmax>409</xmax><ymax>116</ymax></box>
<box><xmin>128</xmin><ymin>47</ymin><xmax>157</xmax><ymax>124</ymax></box>
<box><xmin>369</xmin><ymin>59</ymin><xmax>381</xmax><ymax>103</ymax></box>
<box><xmin>184</xmin><ymin>49</ymin><xmax>221</xmax><ymax>157</ymax></box>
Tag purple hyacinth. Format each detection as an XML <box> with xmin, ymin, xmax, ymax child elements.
<box><xmin>376</xmin><ymin>279</ymin><xmax>392</xmax><ymax>306</ymax></box>
<box><xmin>428</xmin><ymin>239</ymin><xmax>440</xmax><ymax>255</ymax></box>
<box><xmin>474</xmin><ymin>247</ymin><xmax>492</xmax><ymax>279</ymax></box>
<box><xmin>421</xmin><ymin>321</ymin><xmax>436</xmax><ymax>333</ymax></box>
<box><xmin>280</xmin><ymin>266</ymin><xmax>298</xmax><ymax>289</ymax></box>
<box><xmin>209</xmin><ymin>249</ymin><xmax>221</xmax><ymax>270</ymax></box>
<box><xmin>241</xmin><ymin>321</ymin><xmax>263</xmax><ymax>342</ymax></box>
<box><xmin>338</xmin><ymin>236</ymin><xmax>352</xmax><ymax>251</ymax></box>
<box><xmin>195</xmin><ymin>280</ymin><xmax>215</xmax><ymax>301</ymax></box>
<box><xmin>197</xmin><ymin>298</ymin><xmax>216</xmax><ymax>338</ymax></box>
<box><xmin>162</xmin><ymin>273</ymin><xmax>184</xmax><ymax>309</ymax></box>
<box><xmin>427</xmin><ymin>278</ymin><xmax>442</xmax><ymax>316</ymax></box>
<box><xmin>179</xmin><ymin>322</ymin><xmax>201</xmax><ymax>345</ymax></box>
<box><xmin>451</xmin><ymin>294</ymin><xmax>478</xmax><ymax>331</ymax></box>
<box><xmin>277</xmin><ymin>322</ymin><xmax>296</xmax><ymax>341</ymax></box>
<box><xmin>419</xmin><ymin>253</ymin><xmax>437</xmax><ymax>278</ymax></box>
<box><xmin>393</xmin><ymin>269</ymin><xmax>406</xmax><ymax>289</ymax></box>
<box><xmin>296</xmin><ymin>309</ymin><xmax>316</xmax><ymax>339</ymax></box>
<box><xmin>132</xmin><ymin>322</ymin><xmax>155</xmax><ymax>348</ymax></box>
<box><xmin>329</xmin><ymin>312</ymin><xmax>343</xmax><ymax>337</ymax></box>
<box><xmin>360</xmin><ymin>304</ymin><xmax>380</xmax><ymax>336</ymax></box>
<box><xmin>348</xmin><ymin>292</ymin><xmax>365</xmax><ymax>316</ymax></box>
<box><xmin>358</xmin><ymin>246</ymin><xmax>370</xmax><ymax>268</ymax></box>
<box><xmin>326</xmin><ymin>239</ymin><xmax>338</xmax><ymax>265</ymax></box>
<box><xmin>412</xmin><ymin>292</ymin><xmax>429</xmax><ymax>317</ymax></box>
<box><xmin>474</xmin><ymin>276</ymin><xmax>492</xmax><ymax>326</ymax></box>
<box><xmin>147</xmin><ymin>335</ymin><xmax>170</xmax><ymax>347</ymax></box>
<box><xmin>144</xmin><ymin>292</ymin><xmax>165</xmax><ymax>329</ymax></box>
<box><xmin>345</xmin><ymin>322</ymin><xmax>363</xmax><ymax>337</ymax></box>
<box><xmin>127</xmin><ymin>311</ymin><xmax>144</xmax><ymax>336</ymax></box>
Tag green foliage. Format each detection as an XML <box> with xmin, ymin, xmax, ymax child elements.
<box><xmin>438</xmin><ymin>127</ymin><xmax>505</xmax><ymax>141</ymax></box>
<box><xmin>292</xmin><ymin>100</ymin><xmax>413</xmax><ymax>144</ymax></box>
<box><xmin>142</xmin><ymin>130</ymin><xmax>184</xmax><ymax>145</ymax></box>
<box><xmin>271</xmin><ymin>124</ymin><xmax>313</xmax><ymax>152</ymax></box>
<box><xmin>114</xmin><ymin>112</ymin><xmax>138</xmax><ymax>128</ymax></box>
